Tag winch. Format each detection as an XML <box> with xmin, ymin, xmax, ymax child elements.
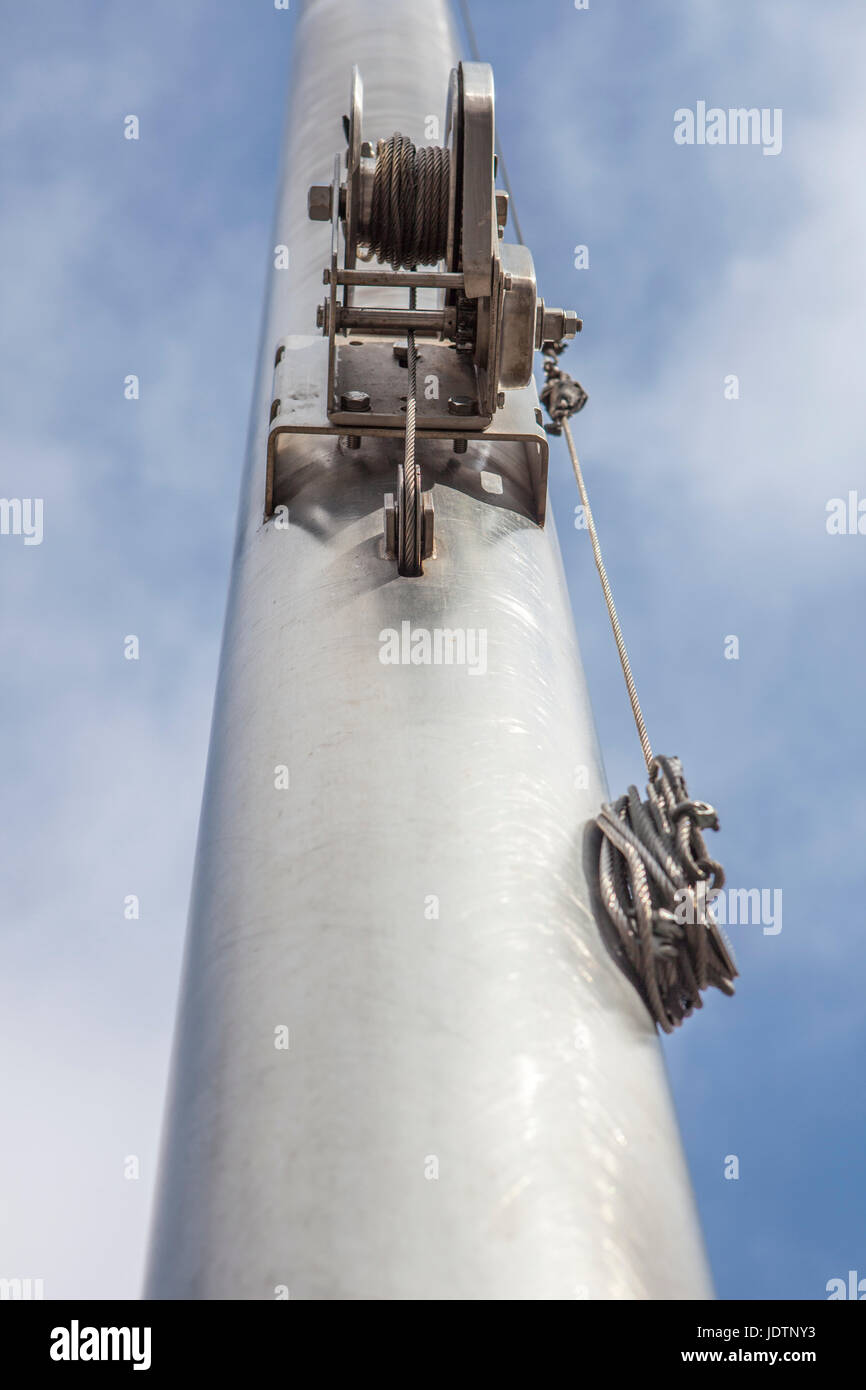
<box><xmin>265</xmin><ymin>61</ymin><xmax>580</xmax><ymax>574</ymax></box>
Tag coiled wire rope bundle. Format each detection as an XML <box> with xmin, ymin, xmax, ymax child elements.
<box><xmin>542</xmin><ymin>346</ymin><xmax>738</xmax><ymax>1032</ymax></box>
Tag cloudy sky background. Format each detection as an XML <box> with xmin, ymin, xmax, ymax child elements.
<box><xmin>1</xmin><ymin>0</ymin><xmax>863</xmax><ymax>1299</ymax></box>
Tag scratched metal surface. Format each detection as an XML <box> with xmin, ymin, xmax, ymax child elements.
<box><xmin>144</xmin><ymin>0</ymin><xmax>712</xmax><ymax>1300</ymax></box>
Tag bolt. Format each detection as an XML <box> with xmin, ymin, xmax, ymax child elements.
<box><xmin>323</xmin><ymin>268</ymin><xmax>331</xmax><ymax>285</ymax></box>
<box><xmin>316</xmin><ymin>304</ymin><xmax>325</xmax><ymax>329</ymax></box>
<box><xmin>345</xmin><ymin>436</ymin><xmax>362</xmax><ymax>450</ymax></box>
<box><xmin>504</xmin><ymin>273</ymin><xmax>513</xmax><ymax>292</ymax></box>
<box><xmin>453</xmin><ymin>437</ymin><xmax>468</xmax><ymax>455</ymax></box>
<box><xmin>447</xmin><ymin>395</ymin><xmax>476</xmax><ymax>416</ymax></box>
<box><xmin>341</xmin><ymin>390</ymin><xmax>371</xmax><ymax>412</ymax></box>
<box><xmin>535</xmin><ymin>303</ymin><xmax>582</xmax><ymax>348</ymax></box>
<box><xmin>497</xmin><ymin>391</ymin><xmax>506</xmax><ymax>409</ymax></box>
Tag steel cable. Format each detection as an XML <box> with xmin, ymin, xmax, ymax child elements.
<box><xmin>398</xmin><ymin>285</ymin><xmax>422</xmax><ymax>575</ymax></box>
<box><xmin>562</xmin><ymin>419</ymin><xmax>654</xmax><ymax>773</ymax></box>
<box><xmin>367</xmin><ymin>134</ymin><xmax>450</xmax><ymax>269</ymax></box>
<box><xmin>596</xmin><ymin>757</ymin><xmax>737</xmax><ymax>1033</ymax></box>
<box><xmin>543</xmin><ymin>363</ymin><xmax>738</xmax><ymax>1030</ymax></box>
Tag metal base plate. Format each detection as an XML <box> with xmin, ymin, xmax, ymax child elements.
<box><xmin>334</xmin><ymin>341</ymin><xmax>491</xmax><ymax>431</ymax></box>
<box><xmin>266</xmin><ymin>336</ymin><xmax>549</xmax><ymax>525</ymax></box>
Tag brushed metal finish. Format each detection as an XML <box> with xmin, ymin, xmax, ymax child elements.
<box><xmin>144</xmin><ymin>0</ymin><xmax>712</xmax><ymax>1300</ymax></box>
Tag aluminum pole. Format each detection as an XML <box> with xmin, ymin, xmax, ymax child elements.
<box><xmin>144</xmin><ymin>0</ymin><xmax>713</xmax><ymax>1300</ymax></box>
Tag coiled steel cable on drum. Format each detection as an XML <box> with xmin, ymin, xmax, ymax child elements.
<box><xmin>366</xmin><ymin>134</ymin><xmax>450</xmax><ymax>270</ymax></box>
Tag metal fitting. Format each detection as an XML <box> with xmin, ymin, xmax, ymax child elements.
<box><xmin>308</xmin><ymin>185</ymin><xmax>333</xmax><ymax>221</ymax></box>
<box><xmin>535</xmin><ymin>303</ymin><xmax>581</xmax><ymax>349</ymax></box>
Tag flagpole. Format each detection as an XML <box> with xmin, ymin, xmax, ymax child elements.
<box><xmin>145</xmin><ymin>0</ymin><xmax>712</xmax><ymax>1300</ymax></box>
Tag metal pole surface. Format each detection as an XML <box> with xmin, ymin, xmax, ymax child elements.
<box><xmin>145</xmin><ymin>0</ymin><xmax>713</xmax><ymax>1300</ymax></box>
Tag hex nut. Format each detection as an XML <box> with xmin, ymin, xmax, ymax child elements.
<box><xmin>308</xmin><ymin>185</ymin><xmax>333</xmax><ymax>221</ymax></box>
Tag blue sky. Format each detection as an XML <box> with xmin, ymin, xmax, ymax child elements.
<box><xmin>1</xmin><ymin>0</ymin><xmax>864</xmax><ymax>1299</ymax></box>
